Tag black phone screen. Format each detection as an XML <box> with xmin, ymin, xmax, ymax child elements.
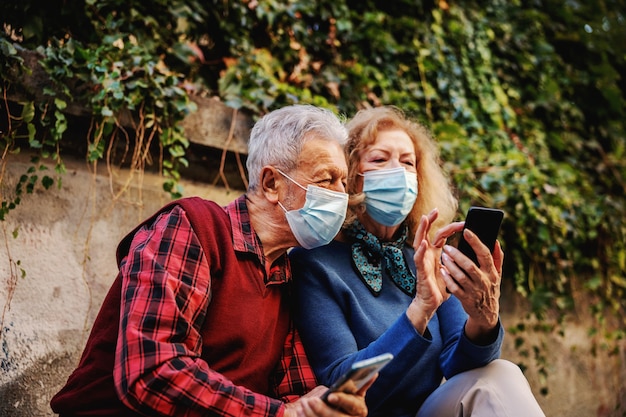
<box><xmin>456</xmin><ymin>206</ymin><xmax>504</xmax><ymax>266</ymax></box>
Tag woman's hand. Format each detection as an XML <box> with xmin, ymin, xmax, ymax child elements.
<box><xmin>283</xmin><ymin>384</ymin><xmax>370</xmax><ymax>417</ymax></box>
<box><xmin>440</xmin><ymin>228</ymin><xmax>504</xmax><ymax>344</ymax></box>
<box><xmin>407</xmin><ymin>209</ymin><xmax>464</xmax><ymax>334</ymax></box>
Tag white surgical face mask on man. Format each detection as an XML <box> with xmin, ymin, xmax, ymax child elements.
<box><xmin>360</xmin><ymin>167</ymin><xmax>418</xmax><ymax>227</ymax></box>
<box><xmin>276</xmin><ymin>168</ymin><xmax>348</xmax><ymax>249</ymax></box>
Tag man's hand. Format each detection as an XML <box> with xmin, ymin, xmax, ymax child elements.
<box><xmin>283</xmin><ymin>383</ymin><xmax>370</xmax><ymax>417</ymax></box>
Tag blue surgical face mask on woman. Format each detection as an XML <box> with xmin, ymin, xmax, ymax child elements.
<box><xmin>360</xmin><ymin>167</ymin><xmax>418</xmax><ymax>227</ymax></box>
<box><xmin>276</xmin><ymin>169</ymin><xmax>349</xmax><ymax>249</ymax></box>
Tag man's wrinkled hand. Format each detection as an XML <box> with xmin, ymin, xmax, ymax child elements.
<box><xmin>283</xmin><ymin>382</ymin><xmax>370</xmax><ymax>417</ymax></box>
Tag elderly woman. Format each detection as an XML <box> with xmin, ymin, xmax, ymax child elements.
<box><xmin>290</xmin><ymin>106</ymin><xmax>545</xmax><ymax>417</ymax></box>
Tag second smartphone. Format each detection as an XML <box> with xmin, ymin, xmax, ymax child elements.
<box><xmin>456</xmin><ymin>206</ymin><xmax>504</xmax><ymax>266</ymax></box>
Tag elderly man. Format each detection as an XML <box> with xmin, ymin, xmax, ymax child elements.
<box><xmin>51</xmin><ymin>105</ymin><xmax>368</xmax><ymax>417</ymax></box>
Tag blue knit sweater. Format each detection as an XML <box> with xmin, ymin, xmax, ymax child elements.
<box><xmin>290</xmin><ymin>240</ymin><xmax>503</xmax><ymax>417</ymax></box>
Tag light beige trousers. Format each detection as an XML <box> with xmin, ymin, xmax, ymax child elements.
<box><xmin>416</xmin><ymin>359</ymin><xmax>546</xmax><ymax>417</ymax></box>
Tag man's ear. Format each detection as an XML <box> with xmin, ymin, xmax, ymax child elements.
<box><xmin>260</xmin><ymin>166</ymin><xmax>280</xmax><ymax>203</ymax></box>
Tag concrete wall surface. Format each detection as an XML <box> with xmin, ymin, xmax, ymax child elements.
<box><xmin>0</xmin><ymin>154</ymin><xmax>624</xmax><ymax>417</ymax></box>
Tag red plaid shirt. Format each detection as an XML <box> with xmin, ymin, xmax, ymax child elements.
<box><xmin>112</xmin><ymin>196</ymin><xmax>317</xmax><ymax>417</ymax></box>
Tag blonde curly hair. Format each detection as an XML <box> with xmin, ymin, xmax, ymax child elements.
<box><xmin>344</xmin><ymin>106</ymin><xmax>458</xmax><ymax>240</ymax></box>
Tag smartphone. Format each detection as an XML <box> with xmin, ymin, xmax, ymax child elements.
<box><xmin>456</xmin><ymin>206</ymin><xmax>504</xmax><ymax>266</ymax></box>
<box><xmin>320</xmin><ymin>352</ymin><xmax>394</xmax><ymax>403</ymax></box>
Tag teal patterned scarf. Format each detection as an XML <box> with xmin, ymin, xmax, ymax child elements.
<box><xmin>345</xmin><ymin>220</ymin><xmax>416</xmax><ymax>296</ymax></box>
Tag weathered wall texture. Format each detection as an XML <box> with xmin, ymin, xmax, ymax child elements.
<box><xmin>1</xmin><ymin>154</ymin><xmax>624</xmax><ymax>417</ymax></box>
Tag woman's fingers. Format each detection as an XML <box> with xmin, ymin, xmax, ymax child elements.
<box><xmin>413</xmin><ymin>214</ymin><xmax>429</xmax><ymax>249</ymax></box>
<box><xmin>493</xmin><ymin>240</ymin><xmax>504</xmax><ymax>276</ymax></box>
<box><xmin>432</xmin><ymin>221</ymin><xmax>464</xmax><ymax>248</ymax></box>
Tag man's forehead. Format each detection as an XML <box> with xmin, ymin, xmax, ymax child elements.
<box><xmin>297</xmin><ymin>156</ymin><xmax>344</xmax><ymax>169</ymax></box>
<box><xmin>309</xmin><ymin>163</ymin><xmax>347</xmax><ymax>177</ymax></box>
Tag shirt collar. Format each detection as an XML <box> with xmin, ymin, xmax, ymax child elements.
<box><xmin>225</xmin><ymin>195</ymin><xmax>291</xmax><ymax>286</ymax></box>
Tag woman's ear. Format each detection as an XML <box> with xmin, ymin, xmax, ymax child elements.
<box><xmin>260</xmin><ymin>166</ymin><xmax>280</xmax><ymax>203</ymax></box>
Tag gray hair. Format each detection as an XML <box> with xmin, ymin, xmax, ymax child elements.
<box><xmin>246</xmin><ymin>105</ymin><xmax>348</xmax><ymax>191</ymax></box>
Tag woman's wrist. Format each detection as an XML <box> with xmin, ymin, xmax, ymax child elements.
<box><xmin>464</xmin><ymin>316</ymin><xmax>499</xmax><ymax>345</ymax></box>
<box><xmin>406</xmin><ymin>300</ymin><xmax>434</xmax><ymax>335</ymax></box>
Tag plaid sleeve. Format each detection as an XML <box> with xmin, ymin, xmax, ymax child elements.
<box><xmin>113</xmin><ymin>206</ymin><xmax>284</xmax><ymax>417</ymax></box>
<box><xmin>270</xmin><ymin>321</ymin><xmax>319</xmax><ymax>403</ymax></box>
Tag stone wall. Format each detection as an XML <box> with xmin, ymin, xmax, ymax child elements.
<box><xmin>0</xmin><ymin>154</ymin><xmax>624</xmax><ymax>417</ymax></box>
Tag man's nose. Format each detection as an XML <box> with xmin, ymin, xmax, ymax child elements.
<box><xmin>331</xmin><ymin>182</ymin><xmax>346</xmax><ymax>193</ymax></box>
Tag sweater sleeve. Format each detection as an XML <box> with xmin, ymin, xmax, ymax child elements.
<box><xmin>436</xmin><ymin>295</ymin><xmax>504</xmax><ymax>379</ymax></box>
